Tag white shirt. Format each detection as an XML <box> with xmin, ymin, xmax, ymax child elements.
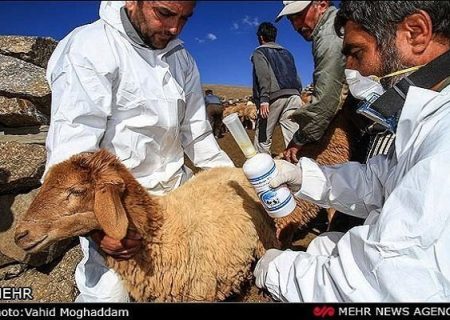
<box><xmin>45</xmin><ymin>1</ymin><xmax>233</xmax><ymax>195</ymax></box>
<box><xmin>263</xmin><ymin>85</ymin><xmax>450</xmax><ymax>301</ymax></box>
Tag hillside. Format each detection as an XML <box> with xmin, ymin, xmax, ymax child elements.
<box><xmin>202</xmin><ymin>84</ymin><xmax>252</xmax><ymax>101</ymax></box>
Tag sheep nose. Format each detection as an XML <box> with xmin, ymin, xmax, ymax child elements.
<box><xmin>14</xmin><ymin>229</ymin><xmax>29</xmax><ymax>243</ymax></box>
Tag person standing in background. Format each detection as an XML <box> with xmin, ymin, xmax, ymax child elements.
<box><xmin>204</xmin><ymin>89</ymin><xmax>225</xmax><ymax>139</ymax></box>
<box><xmin>276</xmin><ymin>1</ymin><xmax>367</xmax><ymax>232</ymax></box>
<box><xmin>277</xmin><ymin>1</ymin><xmax>349</xmax><ymax>163</ymax></box>
<box><xmin>252</xmin><ymin>22</ymin><xmax>302</xmax><ymax>155</ymax></box>
<box><xmin>279</xmin><ymin>1</ymin><xmax>395</xmax><ymax>165</ymax></box>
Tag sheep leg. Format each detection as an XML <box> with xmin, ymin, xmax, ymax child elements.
<box><xmin>274</xmin><ymin>201</ymin><xmax>321</xmax><ymax>248</ymax></box>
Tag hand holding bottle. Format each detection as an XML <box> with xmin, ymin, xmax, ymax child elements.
<box><xmin>269</xmin><ymin>160</ymin><xmax>303</xmax><ymax>193</ymax></box>
<box><xmin>222</xmin><ymin>113</ymin><xmax>296</xmax><ymax>218</ymax></box>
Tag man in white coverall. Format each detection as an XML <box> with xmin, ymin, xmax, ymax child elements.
<box><xmin>45</xmin><ymin>1</ymin><xmax>233</xmax><ymax>302</ymax></box>
<box><xmin>254</xmin><ymin>0</ymin><xmax>450</xmax><ymax>302</ymax></box>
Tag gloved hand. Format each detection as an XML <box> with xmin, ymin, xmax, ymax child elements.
<box><xmin>254</xmin><ymin>248</ymin><xmax>284</xmax><ymax>289</ymax></box>
<box><xmin>269</xmin><ymin>159</ymin><xmax>303</xmax><ymax>193</ymax></box>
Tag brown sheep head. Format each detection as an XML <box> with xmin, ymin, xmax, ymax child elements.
<box><xmin>15</xmin><ymin>150</ymin><xmax>129</xmax><ymax>253</ymax></box>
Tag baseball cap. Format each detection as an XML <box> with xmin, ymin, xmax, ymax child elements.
<box><xmin>275</xmin><ymin>1</ymin><xmax>312</xmax><ymax>22</ymax></box>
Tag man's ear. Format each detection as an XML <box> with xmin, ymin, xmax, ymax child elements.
<box><xmin>124</xmin><ymin>1</ymin><xmax>138</xmax><ymax>14</ymax></box>
<box><xmin>317</xmin><ymin>1</ymin><xmax>331</xmax><ymax>14</ymax></box>
<box><xmin>398</xmin><ymin>10</ymin><xmax>433</xmax><ymax>55</ymax></box>
<box><xmin>258</xmin><ymin>35</ymin><xmax>264</xmax><ymax>45</ymax></box>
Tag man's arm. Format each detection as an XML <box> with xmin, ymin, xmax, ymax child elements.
<box><xmin>180</xmin><ymin>54</ymin><xmax>233</xmax><ymax>168</ymax></box>
<box><xmin>252</xmin><ymin>50</ymin><xmax>271</xmax><ymax>105</ymax></box>
<box><xmin>257</xmin><ymin>152</ymin><xmax>450</xmax><ymax>302</ymax></box>
<box><xmin>252</xmin><ymin>50</ymin><xmax>272</xmax><ymax>118</ymax></box>
<box><xmin>272</xmin><ymin>155</ymin><xmax>390</xmax><ymax>219</ymax></box>
<box><xmin>45</xmin><ymin>37</ymin><xmax>114</xmax><ymax>171</ymax></box>
<box><xmin>290</xmin><ymin>34</ymin><xmax>347</xmax><ymax>145</ymax></box>
<box><xmin>297</xmin><ymin>155</ymin><xmax>389</xmax><ymax>218</ymax></box>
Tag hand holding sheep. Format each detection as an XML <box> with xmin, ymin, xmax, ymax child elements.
<box><xmin>254</xmin><ymin>248</ymin><xmax>284</xmax><ymax>290</ymax></box>
<box><xmin>90</xmin><ymin>229</ymin><xmax>143</xmax><ymax>260</ymax></box>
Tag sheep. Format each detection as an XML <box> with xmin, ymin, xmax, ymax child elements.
<box><xmin>14</xmin><ymin>149</ymin><xmax>295</xmax><ymax>302</ymax></box>
<box><xmin>242</xmin><ymin>103</ymin><xmax>257</xmax><ymax>130</ymax></box>
<box><xmin>223</xmin><ymin>103</ymin><xmax>257</xmax><ymax>130</ymax></box>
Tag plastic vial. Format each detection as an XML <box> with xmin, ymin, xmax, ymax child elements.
<box><xmin>222</xmin><ymin>113</ymin><xmax>296</xmax><ymax>218</ymax></box>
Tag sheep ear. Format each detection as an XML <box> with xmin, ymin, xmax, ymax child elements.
<box><xmin>94</xmin><ymin>180</ymin><xmax>129</xmax><ymax>240</ymax></box>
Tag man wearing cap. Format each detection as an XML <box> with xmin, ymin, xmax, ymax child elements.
<box><xmin>277</xmin><ymin>1</ymin><xmax>348</xmax><ymax>164</ymax></box>
<box><xmin>277</xmin><ymin>1</ymin><xmax>368</xmax><ymax>232</ymax></box>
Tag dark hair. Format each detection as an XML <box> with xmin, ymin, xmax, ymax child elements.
<box><xmin>257</xmin><ymin>22</ymin><xmax>277</xmax><ymax>42</ymax></box>
<box><xmin>205</xmin><ymin>89</ymin><xmax>213</xmax><ymax>95</ymax></box>
<box><xmin>335</xmin><ymin>1</ymin><xmax>450</xmax><ymax>48</ymax></box>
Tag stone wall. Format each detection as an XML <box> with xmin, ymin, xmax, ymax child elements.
<box><xmin>0</xmin><ymin>36</ymin><xmax>74</xmax><ymax>270</ymax></box>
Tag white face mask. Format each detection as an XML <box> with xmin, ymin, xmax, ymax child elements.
<box><xmin>345</xmin><ymin>66</ymin><xmax>423</xmax><ymax>101</ymax></box>
<box><xmin>344</xmin><ymin>69</ymin><xmax>385</xmax><ymax>100</ymax></box>
<box><xmin>345</xmin><ymin>66</ymin><xmax>424</xmax><ymax>132</ymax></box>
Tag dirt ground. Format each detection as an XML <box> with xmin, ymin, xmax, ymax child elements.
<box><xmin>0</xmin><ymin>126</ymin><xmax>319</xmax><ymax>303</ymax></box>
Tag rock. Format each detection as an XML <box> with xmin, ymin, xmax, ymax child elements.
<box><xmin>0</xmin><ymin>54</ymin><xmax>51</xmax><ymax>115</ymax></box>
<box><xmin>0</xmin><ymin>141</ymin><xmax>46</xmax><ymax>194</ymax></box>
<box><xmin>0</xmin><ymin>125</ymin><xmax>48</xmax><ymax>145</ymax></box>
<box><xmin>0</xmin><ymin>96</ymin><xmax>49</xmax><ymax>127</ymax></box>
<box><xmin>0</xmin><ymin>251</ymin><xmax>15</xmax><ymax>268</ymax></box>
<box><xmin>0</xmin><ymin>244</ymin><xmax>81</xmax><ymax>302</ymax></box>
<box><xmin>0</xmin><ymin>263</ymin><xmax>28</xmax><ymax>280</ymax></box>
<box><xmin>0</xmin><ymin>189</ymin><xmax>76</xmax><ymax>267</ymax></box>
<box><xmin>0</xmin><ymin>36</ymin><xmax>57</xmax><ymax>69</ymax></box>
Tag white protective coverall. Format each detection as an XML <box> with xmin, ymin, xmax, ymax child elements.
<box><xmin>261</xmin><ymin>85</ymin><xmax>450</xmax><ymax>302</ymax></box>
<box><xmin>45</xmin><ymin>1</ymin><xmax>233</xmax><ymax>302</ymax></box>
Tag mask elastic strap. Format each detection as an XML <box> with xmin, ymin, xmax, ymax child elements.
<box><xmin>368</xmin><ymin>65</ymin><xmax>423</xmax><ymax>83</ymax></box>
<box><xmin>371</xmin><ymin>50</ymin><xmax>450</xmax><ymax>118</ymax></box>
<box><xmin>377</xmin><ymin>65</ymin><xmax>423</xmax><ymax>81</ymax></box>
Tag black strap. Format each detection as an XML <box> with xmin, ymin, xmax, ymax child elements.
<box><xmin>371</xmin><ymin>50</ymin><xmax>450</xmax><ymax>117</ymax></box>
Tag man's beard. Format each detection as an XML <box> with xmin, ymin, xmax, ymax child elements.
<box><xmin>129</xmin><ymin>7</ymin><xmax>171</xmax><ymax>49</ymax></box>
<box><xmin>379</xmin><ymin>43</ymin><xmax>414</xmax><ymax>89</ymax></box>
<box><xmin>139</xmin><ymin>30</ymin><xmax>174</xmax><ymax>49</ymax></box>
<box><xmin>297</xmin><ymin>28</ymin><xmax>312</xmax><ymax>41</ymax></box>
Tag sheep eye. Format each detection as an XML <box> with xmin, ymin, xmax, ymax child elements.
<box><xmin>68</xmin><ymin>187</ymin><xmax>87</xmax><ymax>197</ymax></box>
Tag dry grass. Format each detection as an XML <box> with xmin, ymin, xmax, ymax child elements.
<box><xmin>202</xmin><ymin>84</ymin><xmax>252</xmax><ymax>101</ymax></box>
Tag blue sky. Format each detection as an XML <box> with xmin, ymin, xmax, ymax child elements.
<box><xmin>0</xmin><ymin>1</ymin><xmax>340</xmax><ymax>87</ymax></box>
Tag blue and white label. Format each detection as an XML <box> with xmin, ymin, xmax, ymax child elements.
<box><xmin>243</xmin><ymin>154</ymin><xmax>296</xmax><ymax>218</ymax></box>
<box><xmin>248</xmin><ymin>164</ymin><xmax>276</xmax><ymax>193</ymax></box>
<box><xmin>259</xmin><ymin>188</ymin><xmax>294</xmax><ymax>212</ymax></box>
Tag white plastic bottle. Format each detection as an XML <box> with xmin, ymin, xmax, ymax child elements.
<box><xmin>242</xmin><ymin>153</ymin><xmax>296</xmax><ymax>218</ymax></box>
<box><xmin>222</xmin><ymin>113</ymin><xmax>296</xmax><ymax>218</ymax></box>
